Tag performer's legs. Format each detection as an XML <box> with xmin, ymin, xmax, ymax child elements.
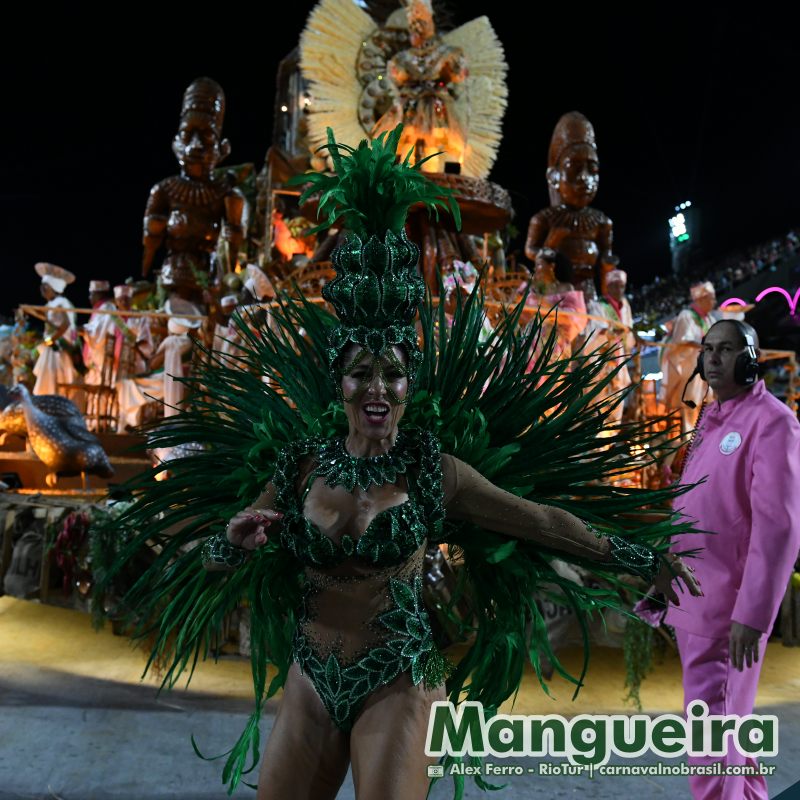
<box><xmin>257</xmin><ymin>664</ymin><xmax>350</xmax><ymax>800</ymax></box>
<box><xmin>675</xmin><ymin>627</ymin><xmax>769</xmax><ymax>800</ymax></box>
<box><xmin>350</xmin><ymin>673</ymin><xmax>445</xmax><ymax>800</ymax></box>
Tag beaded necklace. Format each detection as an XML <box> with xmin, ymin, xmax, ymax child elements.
<box><xmin>314</xmin><ymin>431</ymin><xmax>417</xmax><ymax>492</ymax></box>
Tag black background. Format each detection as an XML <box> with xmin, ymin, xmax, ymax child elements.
<box><xmin>1</xmin><ymin>4</ymin><xmax>797</xmax><ymax>315</ymax></box>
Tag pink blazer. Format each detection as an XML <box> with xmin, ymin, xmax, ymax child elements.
<box><xmin>665</xmin><ymin>380</ymin><xmax>800</xmax><ymax>637</ymax></box>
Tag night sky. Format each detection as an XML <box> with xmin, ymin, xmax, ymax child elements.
<box><xmin>1</xmin><ymin>5</ymin><xmax>796</xmax><ymax>317</ymax></box>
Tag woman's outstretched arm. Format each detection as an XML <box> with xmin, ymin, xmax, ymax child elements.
<box><xmin>440</xmin><ymin>453</ymin><xmax>701</xmax><ymax>602</ymax></box>
<box><xmin>441</xmin><ymin>453</ymin><xmax>610</xmax><ymax>560</ymax></box>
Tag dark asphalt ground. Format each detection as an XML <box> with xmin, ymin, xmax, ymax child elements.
<box><xmin>0</xmin><ymin>666</ymin><xmax>798</xmax><ymax>799</ymax></box>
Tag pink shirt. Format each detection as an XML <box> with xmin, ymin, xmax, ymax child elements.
<box><xmin>665</xmin><ymin>380</ymin><xmax>800</xmax><ymax>637</ymax></box>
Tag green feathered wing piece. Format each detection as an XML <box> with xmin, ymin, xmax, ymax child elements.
<box><xmin>95</xmin><ymin>281</ymin><xmax>697</xmax><ymax>797</ymax></box>
<box><xmin>406</xmin><ymin>285</ymin><xmax>700</xmax><ymax>796</ymax></box>
<box><xmin>92</xmin><ymin>294</ymin><xmax>339</xmax><ymax>792</ymax></box>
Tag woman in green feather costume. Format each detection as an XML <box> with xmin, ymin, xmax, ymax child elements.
<box><xmin>98</xmin><ymin>125</ymin><xmax>700</xmax><ymax>800</ymax></box>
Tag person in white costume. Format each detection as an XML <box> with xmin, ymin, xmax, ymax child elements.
<box><xmin>31</xmin><ymin>263</ymin><xmax>79</xmax><ymax>397</ymax></box>
<box><xmin>81</xmin><ymin>280</ymin><xmax>117</xmax><ymax>388</ymax></box>
<box><xmin>661</xmin><ymin>281</ymin><xmax>716</xmax><ymax>434</ymax></box>
<box><xmin>113</xmin><ymin>284</ymin><xmax>154</xmax><ymax>431</ymax></box>
<box><xmin>112</xmin><ymin>284</ymin><xmax>153</xmax><ymax>378</ymax></box>
<box><xmin>115</xmin><ymin>298</ymin><xmax>203</xmax><ymax>429</ymax></box>
<box><xmin>585</xmin><ymin>269</ymin><xmax>636</xmax><ymax>424</ymax></box>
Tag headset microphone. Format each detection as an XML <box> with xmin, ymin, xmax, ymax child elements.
<box><xmin>681</xmin><ymin>366</ymin><xmax>701</xmax><ymax>409</ymax></box>
<box><xmin>682</xmin><ymin>320</ymin><xmax>758</xmax><ymax>410</ymax></box>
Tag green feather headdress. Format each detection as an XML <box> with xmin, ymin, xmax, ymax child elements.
<box><xmin>289</xmin><ymin>124</ymin><xmax>461</xmax><ymax>395</ymax></box>
<box><xmin>293</xmin><ymin>123</ymin><xmax>461</xmax><ymax>240</ymax></box>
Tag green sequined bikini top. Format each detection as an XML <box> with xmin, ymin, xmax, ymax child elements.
<box><xmin>271</xmin><ymin>427</ymin><xmax>445</xmax><ymax>569</ymax></box>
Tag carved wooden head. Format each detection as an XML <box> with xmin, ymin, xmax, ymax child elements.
<box><xmin>546</xmin><ymin>111</ymin><xmax>599</xmax><ymax>209</ymax></box>
<box><xmin>172</xmin><ymin>77</ymin><xmax>231</xmax><ymax>178</ymax></box>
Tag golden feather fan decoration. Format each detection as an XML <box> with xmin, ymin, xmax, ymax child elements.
<box><xmin>444</xmin><ymin>17</ymin><xmax>508</xmax><ymax>179</ymax></box>
<box><xmin>300</xmin><ymin>1</ymin><xmax>508</xmax><ymax>180</ymax></box>
<box><xmin>299</xmin><ymin>0</ymin><xmax>376</xmax><ymax>158</ymax></box>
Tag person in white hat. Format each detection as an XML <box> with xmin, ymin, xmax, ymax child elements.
<box><xmin>115</xmin><ymin>298</ymin><xmax>204</xmax><ymax>429</ymax></box>
<box><xmin>151</xmin><ymin>298</ymin><xmax>204</xmax><ymax>417</ymax></box>
<box><xmin>661</xmin><ymin>280</ymin><xmax>716</xmax><ymax>434</ymax></box>
<box><xmin>584</xmin><ymin>268</ymin><xmax>637</xmax><ymax>425</ymax></box>
<box><xmin>80</xmin><ymin>280</ymin><xmax>117</xmax><ymax>393</ymax></box>
<box><xmin>112</xmin><ymin>284</ymin><xmax>153</xmax><ymax>379</ymax></box>
<box><xmin>31</xmin><ymin>262</ymin><xmax>79</xmax><ymax>397</ymax></box>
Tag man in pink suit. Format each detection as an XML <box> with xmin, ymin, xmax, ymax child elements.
<box><xmin>665</xmin><ymin>319</ymin><xmax>800</xmax><ymax>799</ymax></box>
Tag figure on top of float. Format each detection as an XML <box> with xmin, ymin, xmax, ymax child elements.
<box><xmin>32</xmin><ymin>262</ymin><xmax>78</xmax><ymax>397</ymax></box>
<box><xmin>141</xmin><ymin>77</ymin><xmax>245</xmax><ymax>305</ymax></box>
<box><xmin>300</xmin><ymin>0</ymin><xmax>506</xmax><ymax>179</ymax></box>
<box><xmin>370</xmin><ymin>0</ymin><xmax>468</xmax><ymax>171</ymax></box>
<box><xmin>526</xmin><ymin>111</ymin><xmax>617</xmax><ymax>290</ymax></box>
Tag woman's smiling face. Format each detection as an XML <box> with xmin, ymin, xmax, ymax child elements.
<box><xmin>341</xmin><ymin>344</ymin><xmax>408</xmax><ymax>442</ymax></box>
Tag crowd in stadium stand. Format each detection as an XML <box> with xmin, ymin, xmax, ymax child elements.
<box><xmin>630</xmin><ymin>228</ymin><xmax>800</xmax><ymax>325</ymax></box>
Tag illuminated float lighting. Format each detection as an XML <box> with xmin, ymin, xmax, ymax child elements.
<box><xmin>720</xmin><ymin>298</ymin><xmax>748</xmax><ymax>309</ymax></box>
<box><xmin>755</xmin><ymin>286</ymin><xmax>800</xmax><ymax>316</ymax></box>
<box><xmin>280</xmin><ymin>105</ymin><xmax>288</xmax><ymax>112</ymax></box>
<box><xmin>643</xmin><ymin>371</ymin><xmax>664</xmax><ymax>381</ymax></box>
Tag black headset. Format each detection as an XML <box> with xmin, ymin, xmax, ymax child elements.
<box><xmin>697</xmin><ymin>319</ymin><xmax>759</xmax><ymax>386</ymax></box>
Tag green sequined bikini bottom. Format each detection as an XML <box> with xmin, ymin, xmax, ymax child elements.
<box><xmin>292</xmin><ymin>570</ymin><xmax>447</xmax><ymax>731</ymax></box>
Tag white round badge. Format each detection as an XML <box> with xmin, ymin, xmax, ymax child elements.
<box><xmin>719</xmin><ymin>431</ymin><xmax>742</xmax><ymax>455</ymax></box>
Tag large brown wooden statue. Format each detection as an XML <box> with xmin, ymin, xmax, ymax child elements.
<box><xmin>525</xmin><ymin>111</ymin><xmax>617</xmax><ymax>289</ymax></box>
<box><xmin>142</xmin><ymin>77</ymin><xmax>245</xmax><ymax>303</ymax></box>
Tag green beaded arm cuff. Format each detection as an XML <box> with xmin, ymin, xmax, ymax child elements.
<box><xmin>606</xmin><ymin>535</ymin><xmax>661</xmax><ymax>583</ymax></box>
<box><xmin>201</xmin><ymin>532</ymin><xmax>249</xmax><ymax>571</ymax></box>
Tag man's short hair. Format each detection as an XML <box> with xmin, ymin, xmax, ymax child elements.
<box><xmin>707</xmin><ymin>319</ymin><xmax>760</xmax><ymax>349</ymax></box>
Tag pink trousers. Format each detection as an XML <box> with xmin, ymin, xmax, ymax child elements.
<box><xmin>675</xmin><ymin>627</ymin><xmax>770</xmax><ymax>800</ymax></box>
